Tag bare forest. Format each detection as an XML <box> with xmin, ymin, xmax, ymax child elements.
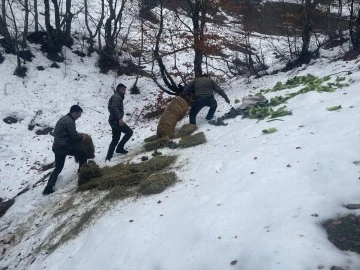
<box><xmin>0</xmin><ymin>0</ymin><xmax>359</xmax><ymax>89</ymax></box>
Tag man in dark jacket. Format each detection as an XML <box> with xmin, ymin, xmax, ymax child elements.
<box><xmin>106</xmin><ymin>83</ymin><xmax>133</xmax><ymax>161</ymax></box>
<box><xmin>183</xmin><ymin>74</ymin><xmax>230</xmax><ymax>125</ymax></box>
<box><xmin>43</xmin><ymin>105</ymin><xmax>88</xmax><ymax>195</ymax></box>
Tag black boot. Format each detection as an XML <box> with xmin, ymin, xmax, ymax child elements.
<box><xmin>105</xmin><ymin>153</ymin><xmax>113</xmax><ymax>161</ymax></box>
<box><xmin>43</xmin><ymin>186</ymin><xmax>55</xmax><ymax>195</ymax></box>
<box><xmin>115</xmin><ymin>147</ymin><xmax>128</xmax><ymax>154</ymax></box>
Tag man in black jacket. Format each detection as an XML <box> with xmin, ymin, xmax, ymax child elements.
<box><xmin>183</xmin><ymin>74</ymin><xmax>230</xmax><ymax>125</ymax></box>
<box><xmin>106</xmin><ymin>83</ymin><xmax>133</xmax><ymax>161</ymax></box>
<box><xmin>43</xmin><ymin>105</ymin><xmax>88</xmax><ymax>195</ymax></box>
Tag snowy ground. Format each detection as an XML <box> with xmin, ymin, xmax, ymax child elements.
<box><xmin>0</xmin><ymin>44</ymin><xmax>360</xmax><ymax>270</ymax></box>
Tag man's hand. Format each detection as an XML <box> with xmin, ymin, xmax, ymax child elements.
<box><xmin>224</xmin><ymin>96</ymin><xmax>230</xmax><ymax>104</ymax></box>
<box><xmin>119</xmin><ymin>119</ymin><xmax>124</xmax><ymax>126</ymax></box>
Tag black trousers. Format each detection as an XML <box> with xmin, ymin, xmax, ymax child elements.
<box><xmin>46</xmin><ymin>146</ymin><xmax>87</xmax><ymax>188</ymax></box>
<box><xmin>107</xmin><ymin>121</ymin><xmax>133</xmax><ymax>155</ymax></box>
<box><xmin>189</xmin><ymin>95</ymin><xmax>217</xmax><ymax>125</ymax></box>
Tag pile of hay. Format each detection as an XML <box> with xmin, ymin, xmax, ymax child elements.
<box><xmin>179</xmin><ymin>132</ymin><xmax>207</xmax><ymax>148</ymax></box>
<box><xmin>177</xmin><ymin>124</ymin><xmax>197</xmax><ymax>137</ymax></box>
<box><xmin>144</xmin><ymin>136</ymin><xmax>169</xmax><ymax>151</ymax></box>
<box><xmin>78</xmin><ymin>160</ymin><xmax>102</xmax><ymax>186</ymax></box>
<box><xmin>144</xmin><ymin>135</ymin><xmax>159</xmax><ymax>142</ymax></box>
<box><xmin>157</xmin><ymin>96</ymin><xmax>189</xmax><ymax>139</ymax></box>
<box><xmin>78</xmin><ymin>155</ymin><xmax>177</xmax><ymax>192</ymax></box>
<box><xmin>74</xmin><ymin>134</ymin><xmax>95</xmax><ymax>162</ymax></box>
<box><xmin>139</xmin><ymin>172</ymin><xmax>178</xmax><ymax>195</ymax></box>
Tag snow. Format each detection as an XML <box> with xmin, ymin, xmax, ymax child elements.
<box><xmin>1</xmin><ymin>34</ymin><xmax>360</xmax><ymax>270</ymax></box>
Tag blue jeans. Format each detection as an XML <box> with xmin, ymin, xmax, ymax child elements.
<box><xmin>189</xmin><ymin>95</ymin><xmax>217</xmax><ymax>125</ymax></box>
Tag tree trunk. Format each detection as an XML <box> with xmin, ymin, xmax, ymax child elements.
<box><xmin>50</xmin><ymin>0</ymin><xmax>60</xmax><ymax>32</ymax></box>
<box><xmin>44</xmin><ymin>0</ymin><xmax>56</xmax><ymax>50</ymax></box>
<box><xmin>65</xmin><ymin>0</ymin><xmax>72</xmax><ymax>45</ymax></box>
<box><xmin>300</xmin><ymin>0</ymin><xmax>312</xmax><ymax>57</ymax></box>
<box><xmin>34</xmin><ymin>0</ymin><xmax>38</xmax><ymax>32</ymax></box>
<box><xmin>21</xmin><ymin>0</ymin><xmax>29</xmax><ymax>48</ymax></box>
<box><xmin>1</xmin><ymin>0</ymin><xmax>5</xmax><ymax>26</ymax></box>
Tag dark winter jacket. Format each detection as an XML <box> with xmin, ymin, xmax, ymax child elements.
<box><xmin>52</xmin><ymin>114</ymin><xmax>82</xmax><ymax>150</ymax></box>
<box><xmin>183</xmin><ymin>77</ymin><xmax>228</xmax><ymax>100</ymax></box>
<box><xmin>108</xmin><ymin>91</ymin><xmax>125</xmax><ymax>122</ymax></box>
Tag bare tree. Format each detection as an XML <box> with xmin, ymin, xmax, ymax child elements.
<box><xmin>84</xmin><ymin>0</ymin><xmax>104</xmax><ymax>52</ymax></box>
<box><xmin>21</xmin><ymin>0</ymin><xmax>29</xmax><ymax>48</ymax></box>
<box><xmin>349</xmin><ymin>0</ymin><xmax>360</xmax><ymax>49</ymax></box>
<box><xmin>34</xmin><ymin>0</ymin><xmax>38</xmax><ymax>32</ymax></box>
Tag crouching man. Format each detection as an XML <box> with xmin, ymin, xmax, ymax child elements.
<box><xmin>43</xmin><ymin>105</ymin><xmax>88</xmax><ymax>195</ymax></box>
<box><xmin>183</xmin><ymin>73</ymin><xmax>230</xmax><ymax>125</ymax></box>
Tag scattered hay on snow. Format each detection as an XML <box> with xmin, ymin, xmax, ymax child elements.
<box><xmin>179</xmin><ymin>132</ymin><xmax>206</xmax><ymax>148</ymax></box>
<box><xmin>177</xmin><ymin>124</ymin><xmax>197</xmax><ymax>137</ymax></box>
<box><xmin>78</xmin><ymin>155</ymin><xmax>177</xmax><ymax>192</ymax></box>
<box><xmin>139</xmin><ymin>172</ymin><xmax>178</xmax><ymax>195</ymax></box>
<box><xmin>78</xmin><ymin>160</ymin><xmax>102</xmax><ymax>186</ymax></box>
<box><xmin>144</xmin><ymin>135</ymin><xmax>159</xmax><ymax>142</ymax></box>
<box><xmin>144</xmin><ymin>136</ymin><xmax>169</xmax><ymax>151</ymax></box>
<box><xmin>97</xmin><ymin>172</ymin><xmax>148</xmax><ymax>190</ymax></box>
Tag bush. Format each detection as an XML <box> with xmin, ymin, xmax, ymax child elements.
<box><xmin>13</xmin><ymin>66</ymin><xmax>27</xmax><ymax>78</ymax></box>
<box><xmin>142</xmin><ymin>92</ymin><xmax>173</xmax><ymax>120</ymax></box>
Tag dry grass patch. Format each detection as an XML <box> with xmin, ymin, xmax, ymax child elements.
<box><xmin>177</xmin><ymin>124</ymin><xmax>197</xmax><ymax>137</ymax></box>
<box><xmin>179</xmin><ymin>132</ymin><xmax>207</xmax><ymax>148</ymax></box>
<box><xmin>139</xmin><ymin>172</ymin><xmax>178</xmax><ymax>195</ymax></box>
<box><xmin>144</xmin><ymin>136</ymin><xmax>169</xmax><ymax>151</ymax></box>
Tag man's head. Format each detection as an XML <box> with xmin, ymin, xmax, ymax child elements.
<box><xmin>70</xmin><ymin>105</ymin><xmax>83</xmax><ymax>120</ymax></box>
<box><xmin>116</xmin><ymin>83</ymin><xmax>127</xmax><ymax>94</ymax></box>
<box><xmin>201</xmin><ymin>73</ymin><xmax>209</xmax><ymax>78</ymax></box>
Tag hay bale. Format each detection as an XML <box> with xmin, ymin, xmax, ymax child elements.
<box><xmin>157</xmin><ymin>97</ymin><xmax>189</xmax><ymax>138</ymax></box>
<box><xmin>74</xmin><ymin>134</ymin><xmax>95</xmax><ymax>162</ymax></box>
<box><xmin>177</xmin><ymin>124</ymin><xmax>197</xmax><ymax>137</ymax></box>
<box><xmin>78</xmin><ymin>160</ymin><xmax>102</xmax><ymax>186</ymax></box>
<box><xmin>144</xmin><ymin>135</ymin><xmax>159</xmax><ymax>142</ymax></box>
<box><xmin>179</xmin><ymin>132</ymin><xmax>207</xmax><ymax>148</ymax></box>
<box><xmin>144</xmin><ymin>136</ymin><xmax>169</xmax><ymax>151</ymax></box>
<box><xmin>139</xmin><ymin>172</ymin><xmax>177</xmax><ymax>195</ymax></box>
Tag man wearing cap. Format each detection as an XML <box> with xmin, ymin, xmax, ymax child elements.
<box><xmin>106</xmin><ymin>83</ymin><xmax>133</xmax><ymax>161</ymax></box>
<box><xmin>43</xmin><ymin>105</ymin><xmax>88</xmax><ymax>195</ymax></box>
<box><xmin>183</xmin><ymin>73</ymin><xmax>230</xmax><ymax>125</ymax></box>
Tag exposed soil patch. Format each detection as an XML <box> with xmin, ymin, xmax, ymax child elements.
<box><xmin>3</xmin><ymin>116</ymin><xmax>22</xmax><ymax>124</ymax></box>
<box><xmin>324</xmin><ymin>215</ymin><xmax>360</xmax><ymax>254</ymax></box>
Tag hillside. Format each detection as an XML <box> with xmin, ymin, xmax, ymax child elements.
<box><xmin>0</xmin><ymin>41</ymin><xmax>360</xmax><ymax>269</ymax></box>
